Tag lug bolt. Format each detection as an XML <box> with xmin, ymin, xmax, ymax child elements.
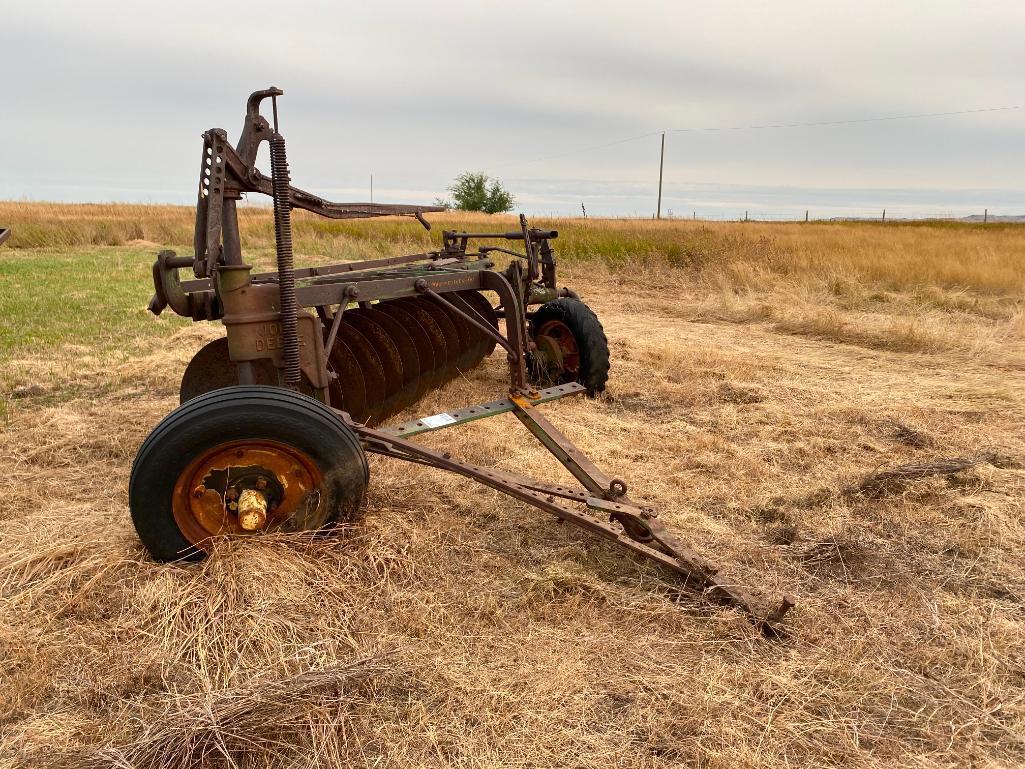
<box><xmin>193</xmin><ymin>487</ymin><xmax>205</xmax><ymax>498</ymax></box>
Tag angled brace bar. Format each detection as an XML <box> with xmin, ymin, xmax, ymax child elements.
<box><xmin>420</xmin><ymin>286</ymin><xmax>515</xmax><ymax>358</ymax></box>
<box><xmin>509</xmin><ymin>392</ymin><xmax>621</xmax><ymax>498</ymax></box>
<box><xmin>479</xmin><ymin>270</ymin><xmax>529</xmax><ymax>392</ymax></box>
<box><xmin>352</xmin><ymin>419</ymin><xmax>794</xmax><ymax>637</ymax></box>
<box><xmin>324</xmin><ymin>284</ymin><xmax>359</xmax><ymax>354</ymax></box>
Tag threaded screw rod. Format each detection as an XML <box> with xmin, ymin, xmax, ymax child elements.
<box><xmin>269</xmin><ymin>133</ymin><xmax>302</xmax><ymax>389</ymax></box>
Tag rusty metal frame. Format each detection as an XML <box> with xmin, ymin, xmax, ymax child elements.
<box><xmin>350</xmin><ymin>390</ymin><xmax>794</xmax><ymax>637</ymax></box>
<box><xmin>145</xmin><ymin>87</ymin><xmax>794</xmax><ymax>635</ymax></box>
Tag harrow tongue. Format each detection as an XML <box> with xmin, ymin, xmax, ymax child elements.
<box><xmin>363</xmin><ymin>385</ymin><xmax>795</xmax><ymax>637</ymax></box>
<box><xmin>134</xmin><ymin>87</ymin><xmax>795</xmax><ymax>638</ymax></box>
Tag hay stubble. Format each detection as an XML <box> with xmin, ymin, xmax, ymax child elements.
<box><xmin>1</xmin><ymin>209</ymin><xmax>1024</xmax><ymax>768</ymax></box>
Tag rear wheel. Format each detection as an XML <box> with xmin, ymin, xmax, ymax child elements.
<box><xmin>130</xmin><ymin>386</ymin><xmax>368</xmax><ymax>561</ymax></box>
<box><xmin>529</xmin><ymin>298</ymin><xmax>610</xmax><ymax>396</ymax></box>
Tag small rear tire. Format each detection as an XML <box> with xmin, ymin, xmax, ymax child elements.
<box><xmin>130</xmin><ymin>386</ymin><xmax>368</xmax><ymax>561</ymax></box>
<box><xmin>529</xmin><ymin>298</ymin><xmax>610</xmax><ymax>396</ymax></box>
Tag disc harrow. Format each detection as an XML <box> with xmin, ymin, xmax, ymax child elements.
<box><xmin>135</xmin><ymin>88</ymin><xmax>794</xmax><ymax>637</ymax></box>
<box><xmin>321</xmin><ymin>294</ymin><xmax>498</xmax><ymax>425</ymax></box>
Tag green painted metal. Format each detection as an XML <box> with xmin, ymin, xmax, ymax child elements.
<box><xmin>378</xmin><ymin>382</ymin><xmax>585</xmax><ymax>438</ymax></box>
<box><xmin>296</xmin><ymin>259</ymin><xmax>495</xmax><ymax>288</ymax></box>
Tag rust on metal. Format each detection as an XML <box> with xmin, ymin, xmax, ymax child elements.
<box><xmin>142</xmin><ymin>88</ymin><xmax>795</xmax><ymax>636</ymax></box>
<box><xmin>237</xmin><ymin>488</ymin><xmax>269</xmax><ymax>531</ymax></box>
<box><xmin>170</xmin><ymin>438</ymin><xmax>324</xmax><ymax>548</ymax></box>
<box><xmin>534</xmin><ymin>319</ymin><xmax>580</xmax><ymax>381</ymax></box>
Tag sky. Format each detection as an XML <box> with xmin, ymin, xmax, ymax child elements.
<box><xmin>4</xmin><ymin>0</ymin><xmax>1025</xmax><ymax>218</ymax></box>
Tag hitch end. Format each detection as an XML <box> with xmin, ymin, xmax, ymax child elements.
<box><xmin>150</xmin><ymin>250</ymin><xmax>217</xmax><ymax>320</ymax></box>
<box><xmin>757</xmin><ymin>594</ymin><xmax>797</xmax><ymax>639</ymax></box>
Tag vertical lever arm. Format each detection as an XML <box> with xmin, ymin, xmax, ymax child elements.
<box><xmin>519</xmin><ymin>213</ymin><xmax>539</xmax><ymax>282</ymax></box>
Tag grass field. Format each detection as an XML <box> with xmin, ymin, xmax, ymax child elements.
<box><xmin>1</xmin><ymin>203</ymin><xmax>1023</xmax><ymax>768</ymax></box>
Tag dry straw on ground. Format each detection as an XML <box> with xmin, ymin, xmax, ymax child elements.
<box><xmin>1</xmin><ymin>204</ymin><xmax>1024</xmax><ymax>768</ymax></box>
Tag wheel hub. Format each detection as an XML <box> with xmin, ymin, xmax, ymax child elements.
<box><xmin>534</xmin><ymin>319</ymin><xmax>580</xmax><ymax>379</ymax></box>
<box><xmin>172</xmin><ymin>439</ymin><xmax>325</xmax><ymax>548</ymax></box>
<box><xmin>237</xmin><ymin>488</ymin><xmax>269</xmax><ymax>531</ymax></box>
<box><xmin>534</xmin><ymin>333</ymin><xmax>565</xmax><ymax>370</ymax></box>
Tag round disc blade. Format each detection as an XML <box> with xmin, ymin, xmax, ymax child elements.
<box><xmin>360</xmin><ymin>306</ymin><xmax>421</xmax><ymax>415</ymax></box>
<box><xmin>402</xmin><ymin>298</ymin><xmax>462</xmax><ymax>387</ymax></box>
<box><xmin>181</xmin><ymin>337</ymin><xmax>298</xmax><ymax>403</ymax></box>
<box><xmin>345</xmin><ymin>312</ymin><xmax>404</xmax><ymax>421</ymax></box>
<box><xmin>432</xmin><ymin>297</ymin><xmax>481</xmax><ymax>372</ymax></box>
<box><xmin>326</xmin><ymin>335</ymin><xmax>369</xmax><ymax>423</ymax></box>
<box><xmin>336</xmin><ymin>322</ymin><xmax>387</xmax><ymax>425</ymax></box>
<box><xmin>376</xmin><ymin>301</ymin><xmax>435</xmax><ymax>399</ymax></box>
<box><xmin>461</xmin><ymin>290</ymin><xmax>499</xmax><ymax>360</ymax></box>
<box><xmin>393</xmin><ymin>298</ymin><xmax>451</xmax><ymax>389</ymax></box>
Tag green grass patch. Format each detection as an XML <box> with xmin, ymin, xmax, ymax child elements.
<box><xmin>0</xmin><ymin>247</ymin><xmax>186</xmax><ymax>358</ymax></box>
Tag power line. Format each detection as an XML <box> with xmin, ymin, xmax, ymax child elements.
<box><xmin>667</xmin><ymin>103</ymin><xmax>1025</xmax><ymax>133</ymax></box>
<box><xmin>484</xmin><ymin>103</ymin><xmax>1025</xmax><ymax>171</ymax></box>
<box><xmin>486</xmin><ymin>130</ymin><xmax>663</xmax><ymax>170</ymax></box>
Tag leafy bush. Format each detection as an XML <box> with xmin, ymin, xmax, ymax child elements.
<box><xmin>440</xmin><ymin>172</ymin><xmax>515</xmax><ymax>214</ymax></box>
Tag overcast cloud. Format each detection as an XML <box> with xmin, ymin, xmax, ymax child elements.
<box><xmin>4</xmin><ymin>0</ymin><xmax>1025</xmax><ymax>217</ymax></box>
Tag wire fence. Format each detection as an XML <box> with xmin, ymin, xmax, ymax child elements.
<box><xmin>646</xmin><ymin>208</ymin><xmax>1020</xmax><ymax>223</ymax></box>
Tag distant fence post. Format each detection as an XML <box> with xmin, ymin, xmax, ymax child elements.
<box><xmin>882</xmin><ymin>209</ymin><xmax>886</xmax><ymax>223</ymax></box>
<box><xmin>805</xmin><ymin>210</ymin><xmax>809</xmax><ymax>222</ymax></box>
<box><xmin>692</xmin><ymin>211</ymin><xmax>696</xmax><ymax>220</ymax></box>
<box><xmin>744</xmin><ymin>210</ymin><xmax>749</xmax><ymax>222</ymax></box>
<box><xmin>984</xmin><ymin>208</ymin><xmax>988</xmax><ymax>223</ymax></box>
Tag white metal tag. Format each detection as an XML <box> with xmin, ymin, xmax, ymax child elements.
<box><xmin>421</xmin><ymin>412</ymin><xmax>457</xmax><ymax>428</ymax></box>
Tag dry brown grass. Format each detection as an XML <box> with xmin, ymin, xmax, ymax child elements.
<box><xmin>1</xmin><ymin>205</ymin><xmax>1024</xmax><ymax>768</ymax></box>
<box><xmin>3</xmin><ymin>201</ymin><xmax>1025</xmax><ymax>294</ymax></box>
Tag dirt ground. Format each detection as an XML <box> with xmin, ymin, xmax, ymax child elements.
<box><xmin>1</xmin><ymin>246</ymin><xmax>1024</xmax><ymax>767</ymax></box>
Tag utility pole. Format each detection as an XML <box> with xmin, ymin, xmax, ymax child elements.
<box><xmin>370</xmin><ymin>174</ymin><xmax>374</xmax><ymax>204</ymax></box>
<box><xmin>984</xmin><ymin>208</ymin><xmax>988</xmax><ymax>223</ymax></box>
<box><xmin>881</xmin><ymin>208</ymin><xmax>886</xmax><ymax>223</ymax></box>
<box><xmin>656</xmin><ymin>132</ymin><xmax>665</xmax><ymax>220</ymax></box>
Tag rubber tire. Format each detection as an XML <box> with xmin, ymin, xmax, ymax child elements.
<box><xmin>530</xmin><ymin>298</ymin><xmax>610</xmax><ymax>396</ymax></box>
<box><xmin>130</xmin><ymin>386</ymin><xmax>369</xmax><ymax>562</ymax></box>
